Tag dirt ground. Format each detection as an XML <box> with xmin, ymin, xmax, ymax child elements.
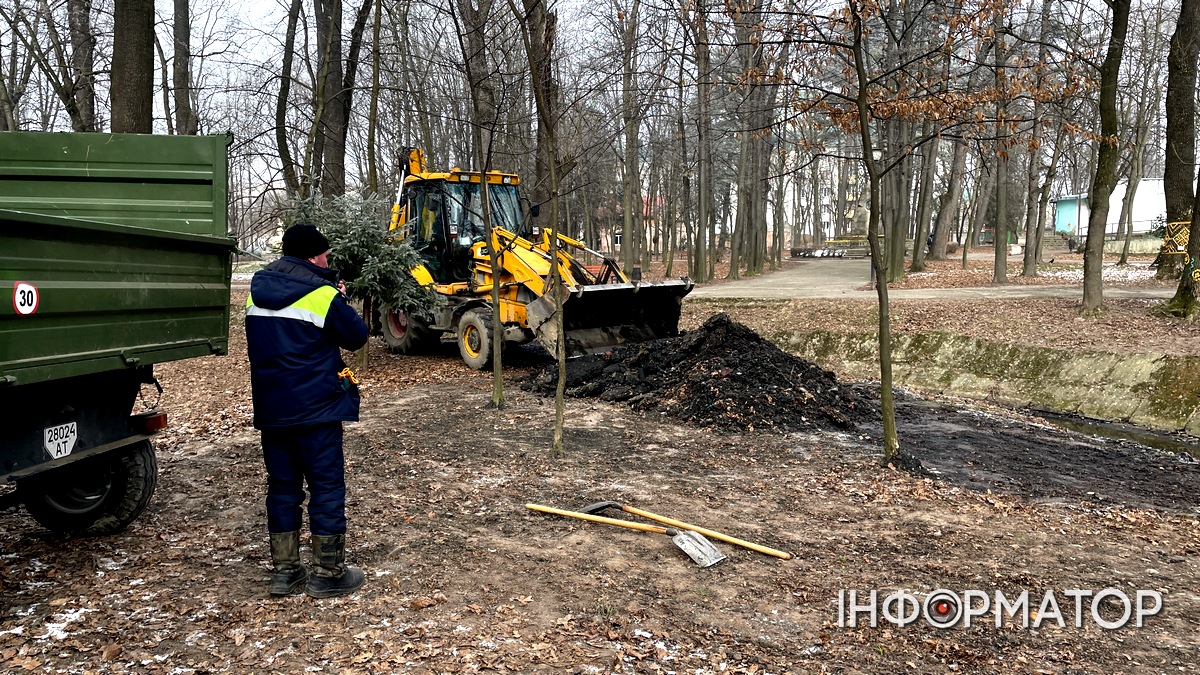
<box><xmin>1</xmin><ymin>274</ymin><xmax>1199</xmax><ymax>673</ymax></box>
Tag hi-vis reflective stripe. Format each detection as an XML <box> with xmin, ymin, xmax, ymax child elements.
<box><xmin>246</xmin><ymin>285</ymin><xmax>338</xmax><ymax>328</ymax></box>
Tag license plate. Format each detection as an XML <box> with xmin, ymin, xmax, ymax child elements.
<box><xmin>43</xmin><ymin>422</ymin><xmax>78</xmax><ymax>459</ymax></box>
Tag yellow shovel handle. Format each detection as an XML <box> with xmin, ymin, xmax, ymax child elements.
<box><xmin>525</xmin><ymin>503</ymin><xmax>669</xmax><ymax>534</ymax></box>
<box><xmin>622</xmin><ymin>505</ymin><xmax>793</xmax><ymax>560</ymax></box>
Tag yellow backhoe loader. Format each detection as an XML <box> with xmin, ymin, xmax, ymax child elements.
<box><xmin>381</xmin><ymin>148</ymin><xmax>693</xmax><ymax>369</ymax></box>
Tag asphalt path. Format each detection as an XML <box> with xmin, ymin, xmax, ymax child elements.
<box><xmin>688</xmin><ymin>258</ymin><xmax>1176</xmax><ymax>301</ymax></box>
<box><xmin>233</xmin><ymin>259</ymin><xmax>1174</xmax><ymax>301</ymax></box>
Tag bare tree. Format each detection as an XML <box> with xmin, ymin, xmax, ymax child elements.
<box><xmin>680</xmin><ymin>0</ymin><xmax>712</xmax><ymax>283</ymax></box>
<box><xmin>992</xmin><ymin>12</ymin><xmax>1010</xmax><ymax>285</ymax></box>
<box><xmin>0</xmin><ymin>1</ymin><xmax>39</xmax><ymax>129</ymax></box>
<box><xmin>848</xmin><ymin>0</ymin><xmax>900</xmax><ymax>463</ymax></box>
<box><xmin>1020</xmin><ymin>0</ymin><xmax>1056</xmax><ymax>278</ymax></box>
<box><xmin>616</xmin><ymin>0</ymin><xmax>642</xmax><ymax>275</ymax></box>
<box><xmin>509</xmin><ymin>0</ymin><xmax>568</xmax><ymax>455</ymax></box>
<box><xmin>1081</xmin><ymin>0</ymin><xmax>1131</xmax><ymax>314</ymax></box>
<box><xmin>2</xmin><ymin>0</ymin><xmax>97</xmax><ymax>131</ymax></box>
<box><xmin>275</xmin><ymin>0</ymin><xmax>303</xmax><ymax>195</ymax></box>
<box><xmin>365</xmin><ymin>0</ymin><xmax>382</xmax><ymax>193</ymax></box>
<box><xmin>453</xmin><ymin>0</ymin><xmax>507</xmax><ymax>407</ymax></box>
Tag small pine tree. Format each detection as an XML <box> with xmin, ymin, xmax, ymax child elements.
<box><xmin>285</xmin><ymin>193</ymin><xmax>442</xmax><ymax>321</ymax></box>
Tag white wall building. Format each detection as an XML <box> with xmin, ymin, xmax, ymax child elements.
<box><xmin>1053</xmin><ymin>178</ymin><xmax>1166</xmax><ymax>238</ymax></box>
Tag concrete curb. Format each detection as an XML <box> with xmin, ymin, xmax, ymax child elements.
<box><xmin>779</xmin><ymin>330</ymin><xmax>1200</xmax><ymax>437</ymax></box>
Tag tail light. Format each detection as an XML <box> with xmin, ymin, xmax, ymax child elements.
<box><xmin>131</xmin><ymin>411</ymin><xmax>168</xmax><ymax>434</ymax></box>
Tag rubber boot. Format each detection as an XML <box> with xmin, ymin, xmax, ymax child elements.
<box><xmin>306</xmin><ymin>534</ymin><xmax>365</xmax><ymax>598</ymax></box>
<box><xmin>268</xmin><ymin>531</ymin><xmax>308</xmax><ymax>596</ymax></box>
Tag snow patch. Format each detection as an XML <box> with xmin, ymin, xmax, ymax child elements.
<box><xmin>1038</xmin><ymin>265</ymin><xmax>1156</xmax><ymax>283</ymax></box>
<box><xmin>37</xmin><ymin>607</ymin><xmax>95</xmax><ymax>640</ymax></box>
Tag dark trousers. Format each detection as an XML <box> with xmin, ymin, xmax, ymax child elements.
<box><xmin>261</xmin><ymin>423</ymin><xmax>347</xmax><ymax>535</ymax></box>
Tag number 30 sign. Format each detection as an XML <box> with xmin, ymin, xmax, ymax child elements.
<box><xmin>12</xmin><ymin>281</ymin><xmax>39</xmax><ymax>315</ymax></box>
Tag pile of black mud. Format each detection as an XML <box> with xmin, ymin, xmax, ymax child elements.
<box><xmin>524</xmin><ymin>313</ymin><xmax>875</xmax><ymax>433</ymax></box>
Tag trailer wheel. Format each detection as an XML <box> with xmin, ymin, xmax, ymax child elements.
<box><xmin>457</xmin><ymin>309</ymin><xmax>494</xmax><ymax>370</ymax></box>
<box><xmin>382</xmin><ymin>309</ymin><xmax>433</xmax><ymax>354</ymax></box>
<box><xmin>19</xmin><ymin>440</ymin><xmax>158</xmax><ymax>536</ymax></box>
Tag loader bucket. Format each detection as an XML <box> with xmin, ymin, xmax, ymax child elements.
<box><xmin>526</xmin><ymin>279</ymin><xmax>694</xmax><ymax>357</ymax></box>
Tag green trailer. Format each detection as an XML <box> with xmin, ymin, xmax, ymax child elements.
<box><xmin>0</xmin><ymin>131</ymin><xmax>234</xmax><ymax>535</ymax></box>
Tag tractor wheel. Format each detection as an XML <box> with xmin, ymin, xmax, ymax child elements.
<box><xmin>19</xmin><ymin>440</ymin><xmax>158</xmax><ymax>536</ymax></box>
<box><xmin>382</xmin><ymin>309</ymin><xmax>434</xmax><ymax>354</ymax></box>
<box><xmin>457</xmin><ymin>309</ymin><xmax>494</xmax><ymax>370</ymax></box>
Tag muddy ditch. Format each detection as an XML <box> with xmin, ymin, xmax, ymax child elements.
<box><xmin>524</xmin><ymin>313</ymin><xmax>1200</xmax><ymax>513</ymax></box>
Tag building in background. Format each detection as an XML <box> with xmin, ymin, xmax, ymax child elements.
<box><xmin>1052</xmin><ymin>179</ymin><xmax>1166</xmax><ymax>239</ymax></box>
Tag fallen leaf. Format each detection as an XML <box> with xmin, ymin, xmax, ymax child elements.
<box><xmin>410</xmin><ymin>597</ymin><xmax>438</xmax><ymax>610</ymax></box>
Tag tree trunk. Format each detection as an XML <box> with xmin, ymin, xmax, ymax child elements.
<box><xmin>619</xmin><ymin>0</ymin><xmax>642</xmax><ymax>275</ymax></box>
<box><xmin>727</xmin><ymin>138</ymin><xmax>747</xmax><ymax>280</ymax></box>
<box><xmin>1082</xmin><ymin>0</ymin><xmax>1131</xmax><ymax>313</ymax></box>
<box><xmin>910</xmin><ymin>130</ymin><xmax>938</xmax><ymax>272</ymax></box>
<box><xmin>153</xmin><ymin>35</ymin><xmax>174</xmax><ymax>134</ymax></box>
<box><xmin>810</xmin><ymin>155</ymin><xmax>821</xmax><ymax>247</ymax></box>
<box><xmin>992</xmin><ymin>15</ymin><xmax>1008</xmax><ymax>285</ymax></box>
<box><xmin>964</xmin><ymin>163</ymin><xmax>994</xmax><ymax>269</ymax></box>
<box><xmin>172</xmin><ymin>0</ymin><xmax>197</xmax><ymax>135</ymax></box>
<box><xmin>366</xmin><ymin>0</ymin><xmax>382</xmax><ymax>193</ymax></box>
<box><xmin>0</xmin><ymin>76</ymin><xmax>17</xmax><ymax>130</ymax></box>
<box><xmin>1021</xmin><ymin>133</ymin><xmax>1042</xmax><ymax>277</ymax></box>
<box><xmin>1164</xmin><ymin>186</ymin><xmax>1200</xmax><ymax>318</ymax></box>
<box><xmin>276</xmin><ymin>0</ymin><xmax>303</xmax><ymax>195</ymax></box>
<box><xmin>313</xmin><ymin>0</ymin><xmax>366</xmax><ymax>197</ymax></box>
<box><xmin>644</xmin><ymin>151</ymin><xmax>660</xmax><ymax>270</ymax></box>
<box><xmin>110</xmin><ymin>0</ymin><xmax>154</xmax><ymax>133</ymax></box>
<box><xmin>66</xmin><ymin>0</ymin><xmax>96</xmax><ymax>131</ymax></box>
<box><xmin>888</xmin><ymin>125</ymin><xmax>911</xmax><ymax>282</ymax></box>
<box><xmin>993</xmin><ymin>150</ymin><xmax>1008</xmax><ymax>284</ymax></box>
<box><xmin>1020</xmin><ymin>0</ymin><xmax>1055</xmax><ymax>275</ymax></box>
<box><xmin>930</xmin><ymin>139</ymin><xmax>965</xmax><ymax>260</ymax></box>
<box><xmin>1035</xmin><ymin>129</ymin><xmax>1065</xmax><ymax>264</ymax></box>
<box><xmin>513</xmin><ymin>0</ymin><xmax>563</xmax><ymax>453</ymax></box>
<box><xmin>793</xmin><ymin>156</ymin><xmax>804</xmax><ymax>247</ymax></box>
<box><xmin>691</xmin><ymin>0</ymin><xmax>711</xmax><ymax>283</ymax></box>
<box><xmin>341</xmin><ymin>0</ymin><xmax>373</xmax><ymax>183</ymax></box>
<box><xmin>674</xmin><ymin>58</ymin><xmax>693</xmax><ymax>280</ymax></box>
<box><xmin>835</xmin><ymin>150</ymin><xmax>848</xmax><ymax>236</ymax></box>
<box><xmin>525</xmin><ymin>0</ymin><xmax>557</xmax><ymax>211</ymax></box>
<box><xmin>1117</xmin><ymin>168</ymin><xmax>1142</xmax><ymax>266</ymax></box>
<box><xmin>455</xmin><ymin>0</ymin><xmax>504</xmax><ymax>406</ymax></box>
<box><xmin>1160</xmin><ymin>0</ymin><xmax>1200</xmax><ymax>281</ymax></box>
<box><xmin>772</xmin><ymin>166</ymin><xmax>784</xmax><ymax>268</ymax></box>
<box><xmin>851</xmin><ymin>0</ymin><xmax>899</xmax><ymax>463</ymax></box>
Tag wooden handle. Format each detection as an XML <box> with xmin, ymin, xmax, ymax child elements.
<box><xmin>622</xmin><ymin>505</ymin><xmax>793</xmax><ymax>560</ymax></box>
<box><xmin>525</xmin><ymin>503</ymin><xmax>669</xmax><ymax>534</ymax></box>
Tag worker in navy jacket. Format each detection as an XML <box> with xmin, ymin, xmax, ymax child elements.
<box><xmin>245</xmin><ymin>223</ymin><xmax>370</xmax><ymax>599</ymax></box>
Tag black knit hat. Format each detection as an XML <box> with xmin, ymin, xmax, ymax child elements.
<box><xmin>282</xmin><ymin>223</ymin><xmax>330</xmax><ymax>259</ymax></box>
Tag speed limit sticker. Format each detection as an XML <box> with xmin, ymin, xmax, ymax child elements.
<box><xmin>13</xmin><ymin>281</ymin><xmax>38</xmax><ymax>315</ymax></box>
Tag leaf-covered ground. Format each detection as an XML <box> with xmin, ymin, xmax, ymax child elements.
<box><xmin>1</xmin><ymin>262</ymin><xmax>1198</xmax><ymax>674</ymax></box>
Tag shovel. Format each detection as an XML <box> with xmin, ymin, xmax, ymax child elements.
<box><xmin>580</xmin><ymin>501</ymin><xmax>793</xmax><ymax>560</ymax></box>
<box><xmin>525</xmin><ymin>503</ymin><xmax>726</xmax><ymax>568</ymax></box>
